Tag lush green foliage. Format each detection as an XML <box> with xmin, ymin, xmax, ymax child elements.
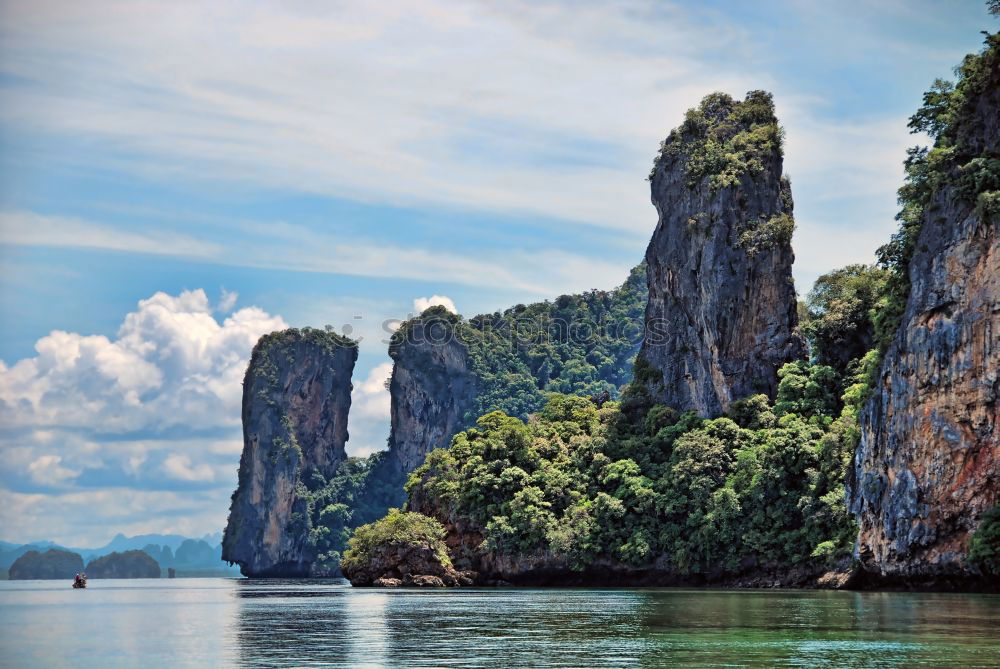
<box><xmin>968</xmin><ymin>506</ymin><xmax>1000</xmax><ymax>575</ymax></box>
<box><xmin>394</xmin><ymin>264</ymin><xmax>647</xmax><ymax>427</ymax></box>
<box><xmin>652</xmin><ymin>90</ymin><xmax>782</xmax><ymax>190</ymax></box>
<box><xmin>295</xmin><ymin>452</ymin><xmax>406</xmax><ymax>575</ymax></box>
<box><xmin>802</xmin><ymin>264</ymin><xmax>889</xmax><ymax>374</ymax></box>
<box><xmin>739</xmin><ymin>213</ymin><xmax>795</xmax><ymax>257</ymax></box>
<box><xmin>406</xmin><ymin>353</ymin><xmax>872</xmax><ymax>576</ymax></box>
<box><xmin>340</xmin><ymin>509</ymin><xmax>451</xmax><ymax>572</ymax></box>
<box><xmin>874</xmin><ymin>32</ymin><xmax>1000</xmax><ymax>354</ymax></box>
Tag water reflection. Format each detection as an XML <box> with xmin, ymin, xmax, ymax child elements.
<box><xmin>231</xmin><ymin>584</ymin><xmax>1000</xmax><ymax>668</ymax></box>
<box><xmin>2</xmin><ymin>579</ymin><xmax>997</xmax><ymax>668</ymax></box>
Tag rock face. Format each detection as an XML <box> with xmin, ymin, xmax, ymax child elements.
<box><xmin>222</xmin><ymin>327</ymin><xmax>358</xmax><ymax>577</ymax></box>
<box><xmin>8</xmin><ymin>549</ymin><xmax>83</xmax><ymax>579</ymax></box>
<box><xmin>387</xmin><ymin>312</ymin><xmax>479</xmax><ymax>476</ymax></box>
<box><xmin>638</xmin><ymin>91</ymin><xmax>803</xmax><ymax>416</ymax></box>
<box><xmin>341</xmin><ymin>542</ymin><xmax>471</xmax><ymax>587</ymax></box>
<box><xmin>86</xmin><ymin>550</ymin><xmax>161</xmax><ymax>578</ymax></box>
<box><xmin>386</xmin><ymin>266</ymin><xmax>646</xmax><ymax>480</ymax></box>
<box><xmin>849</xmin><ymin>45</ymin><xmax>1000</xmax><ymax>584</ymax></box>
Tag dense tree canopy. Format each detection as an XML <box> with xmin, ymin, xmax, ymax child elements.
<box><xmin>406</xmin><ymin>355</ymin><xmax>871</xmax><ymax>576</ymax></box>
<box><xmin>802</xmin><ymin>264</ymin><xmax>888</xmax><ymax>374</ymax></box>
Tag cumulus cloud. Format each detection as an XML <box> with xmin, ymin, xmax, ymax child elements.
<box><xmin>27</xmin><ymin>455</ymin><xmax>79</xmax><ymax>487</ymax></box>
<box><xmin>0</xmin><ymin>289</ymin><xmax>287</xmax><ymax>543</ymax></box>
<box><xmin>413</xmin><ymin>295</ymin><xmax>458</xmax><ymax>315</ymax></box>
<box><xmin>345</xmin><ymin>362</ymin><xmax>394</xmax><ymax>458</ymax></box>
<box><xmin>0</xmin><ymin>288</ymin><xmax>287</xmax><ymax>433</ymax></box>
<box><xmin>161</xmin><ymin>454</ymin><xmax>215</xmax><ymax>483</ymax></box>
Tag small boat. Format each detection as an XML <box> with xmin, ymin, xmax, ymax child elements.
<box><xmin>72</xmin><ymin>574</ymin><xmax>87</xmax><ymax>589</ymax></box>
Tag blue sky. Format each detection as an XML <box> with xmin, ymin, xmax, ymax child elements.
<box><xmin>0</xmin><ymin>0</ymin><xmax>994</xmax><ymax>546</ymax></box>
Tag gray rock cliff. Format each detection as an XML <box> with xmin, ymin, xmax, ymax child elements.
<box><xmin>387</xmin><ymin>312</ymin><xmax>479</xmax><ymax>476</ymax></box>
<box><xmin>638</xmin><ymin>91</ymin><xmax>804</xmax><ymax>416</ymax></box>
<box><xmin>222</xmin><ymin>327</ymin><xmax>358</xmax><ymax>577</ymax></box>
<box><xmin>849</xmin><ymin>39</ymin><xmax>999</xmax><ymax>584</ymax></box>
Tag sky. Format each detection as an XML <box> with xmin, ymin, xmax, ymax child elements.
<box><xmin>0</xmin><ymin>0</ymin><xmax>994</xmax><ymax>547</ymax></box>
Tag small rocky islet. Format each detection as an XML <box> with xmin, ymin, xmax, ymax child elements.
<box><xmin>223</xmin><ymin>32</ymin><xmax>1000</xmax><ymax>591</ymax></box>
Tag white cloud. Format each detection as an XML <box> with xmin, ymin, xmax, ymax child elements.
<box><xmin>413</xmin><ymin>295</ymin><xmax>458</xmax><ymax>315</ymax></box>
<box><xmin>0</xmin><ymin>289</ymin><xmax>288</xmax><ymax>544</ymax></box>
<box><xmin>346</xmin><ymin>362</ymin><xmax>394</xmax><ymax>458</ymax></box>
<box><xmin>0</xmin><ymin>210</ymin><xmax>221</xmax><ymax>259</ymax></box>
<box><xmin>217</xmin><ymin>288</ymin><xmax>239</xmax><ymax>313</ymax></box>
<box><xmin>162</xmin><ymin>454</ymin><xmax>215</xmax><ymax>483</ymax></box>
<box><xmin>0</xmin><ymin>210</ymin><xmax>631</xmax><ymax>297</ymax></box>
<box><xmin>27</xmin><ymin>455</ymin><xmax>79</xmax><ymax>486</ymax></box>
<box><xmin>0</xmin><ymin>288</ymin><xmax>287</xmax><ymax>432</ymax></box>
<box><xmin>353</xmin><ymin>362</ymin><xmax>393</xmax><ymax>420</ymax></box>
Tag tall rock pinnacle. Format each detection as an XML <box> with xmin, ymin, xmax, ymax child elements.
<box><xmin>637</xmin><ymin>91</ymin><xmax>804</xmax><ymax>416</ymax></box>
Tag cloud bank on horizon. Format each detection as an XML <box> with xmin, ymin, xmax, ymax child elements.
<box><xmin>0</xmin><ymin>0</ymin><xmax>993</xmax><ymax>544</ymax></box>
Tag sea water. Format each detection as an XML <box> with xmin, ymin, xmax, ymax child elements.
<box><xmin>1</xmin><ymin>578</ymin><xmax>998</xmax><ymax>667</ymax></box>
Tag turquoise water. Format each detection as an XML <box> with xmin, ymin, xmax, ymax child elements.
<box><xmin>1</xmin><ymin>579</ymin><xmax>998</xmax><ymax>667</ymax></box>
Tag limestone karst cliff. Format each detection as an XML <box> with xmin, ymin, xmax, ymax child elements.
<box><xmin>386</xmin><ymin>265</ymin><xmax>646</xmax><ymax>480</ymax></box>
<box><xmin>849</xmin><ymin>35</ymin><xmax>1000</xmax><ymax>586</ymax></box>
<box><xmin>222</xmin><ymin>327</ymin><xmax>358</xmax><ymax>577</ymax></box>
<box><xmin>638</xmin><ymin>91</ymin><xmax>804</xmax><ymax>416</ymax></box>
<box><xmin>387</xmin><ymin>311</ymin><xmax>480</xmax><ymax>476</ymax></box>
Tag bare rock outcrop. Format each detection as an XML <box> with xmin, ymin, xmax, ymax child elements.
<box><xmin>638</xmin><ymin>91</ymin><xmax>804</xmax><ymax>416</ymax></box>
<box><xmin>387</xmin><ymin>311</ymin><xmax>479</xmax><ymax>476</ymax></box>
<box><xmin>849</xmin><ymin>39</ymin><xmax>1000</xmax><ymax>585</ymax></box>
<box><xmin>222</xmin><ymin>327</ymin><xmax>358</xmax><ymax>577</ymax></box>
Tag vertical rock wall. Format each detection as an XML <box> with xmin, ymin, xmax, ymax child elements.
<box><xmin>222</xmin><ymin>328</ymin><xmax>358</xmax><ymax>577</ymax></box>
<box><xmin>387</xmin><ymin>311</ymin><xmax>479</xmax><ymax>475</ymax></box>
<box><xmin>849</xmin><ymin>41</ymin><xmax>1000</xmax><ymax>583</ymax></box>
<box><xmin>638</xmin><ymin>91</ymin><xmax>804</xmax><ymax>416</ymax></box>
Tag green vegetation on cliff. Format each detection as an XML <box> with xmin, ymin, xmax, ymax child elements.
<box><xmin>968</xmin><ymin>507</ymin><xmax>1000</xmax><ymax>576</ymax></box>
<box><xmin>340</xmin><ymin>509</ymin><xmax>451</xmax><ymax>574</ymax></box>
<box><xmin>406</xmin><ymin>348</ymin><xmax>874</xmax><ymax>577</ymax></box>
<box><xmin>299</xmin><ymin>452</ymin><xmax>406</xmax><ymax>575</ymax></box>
<box><xmin>873</xmin><ymin>32</ymin><xmax>1000</xmax><ymax>355</ymax></box>
<box><xmin>653</xmin><ymin>90</ymin><xmax>782</xmax><ymax>190</ymax></box>
<box><xmin>395</xmin><ymin>263</ymin><xmax>647</xmax><ymax>426</ymax></box>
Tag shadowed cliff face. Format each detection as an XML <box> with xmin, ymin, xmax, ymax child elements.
<box><xmin>639</xmin><ymin>91</ymin><xmax>804</xmax><ymax>416</ymax></box>
<box><xmin>387</xmin><ymin>315</ymin><xmax>479</xmax><ymax>476</ymax></box>
<box><xmin>222</xmin><ymin>328</ymin><xmax>358</xmax><ymax>577</ymax></box>
<box><xmin>849</xmin><ymin>41</ymin><xmax>1000</xmax><ymax>583</ymax></box>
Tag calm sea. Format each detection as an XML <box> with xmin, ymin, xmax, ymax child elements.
<box><xmin>0</xmin><ymin>578</ymin><xmax>998</xmax><ymax>667</ymax></box>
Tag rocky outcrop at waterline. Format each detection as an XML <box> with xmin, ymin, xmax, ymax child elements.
<box><xmin>222</xmin><ymin>327</ymin><xmax>358</xmax><ymax>577</ymax></box>
<box><xmin>848</xmin><ymin>37</ymin><xmax>1000</xmax><ymax>588</ymax></box>
<box><xmin>637</xmin><ymin>91</ymin><xmax>804</xmax><ymax>416</ymax></box>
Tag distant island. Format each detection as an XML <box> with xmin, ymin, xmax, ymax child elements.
<box><xmin>1</xmin><ymin>532</ymin><xmax>240</xmax><ymax>579</ymax></box>
<box><xmin>85</xmin><ymin>551</ymin><xmax>161</xmax><ymax>579</ymax></box>
<box><xmin>9</xmin><ymin>549</ymin><xmax>84</xmax><ymax>580</ymax></box>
